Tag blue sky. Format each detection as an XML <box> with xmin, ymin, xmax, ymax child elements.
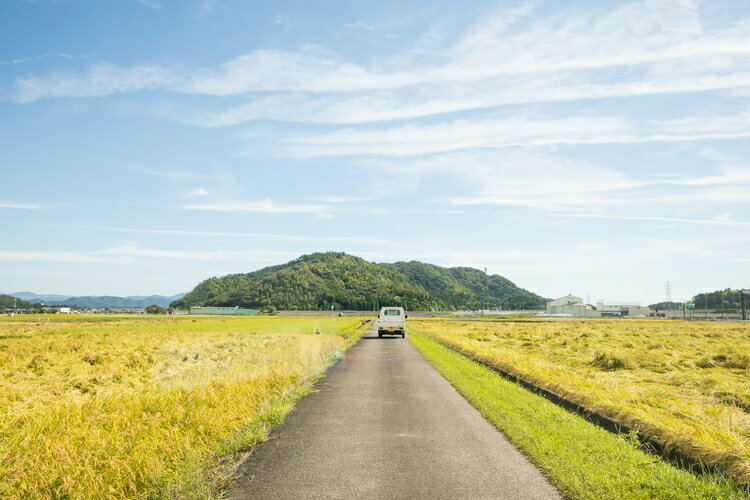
<box><xmin>1</xmin><ymin>0</ymin><xmax>749</xmax><ymax>304</ymax></box>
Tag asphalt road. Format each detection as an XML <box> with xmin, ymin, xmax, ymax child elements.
<box><xmin>229</xmin><ymin>325</ymin><xmax>562</xmax><ymax>499</ymax></box>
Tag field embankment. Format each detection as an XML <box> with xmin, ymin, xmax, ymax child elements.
<box><xmin>411</xmin><ymin>318</ymin><xmax>750</xmax><ymax>484</ymax></box>
<box><xmin>0</xmin><ymin>315</ymin><xmax>367</xmax><ymax>499</ymax></box>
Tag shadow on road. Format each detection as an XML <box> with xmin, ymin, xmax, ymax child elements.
<box><xmin>362</xmin><ymin>335</ymin><xmax>407</xmax><ymax>339</ymax></box>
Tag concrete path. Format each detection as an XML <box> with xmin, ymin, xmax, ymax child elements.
<box><xmin>229</xmin><ymin>325</ymin><xmax>562</xmax><ymax>499</ymax></box>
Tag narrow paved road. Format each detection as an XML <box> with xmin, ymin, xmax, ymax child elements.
<box><xmin>229</xmin><ymin>325</ymin><xmax>561</xmax><ymax>499</ymax></box>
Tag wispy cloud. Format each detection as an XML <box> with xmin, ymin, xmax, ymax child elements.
<box><xmin>0</xmin><ymin>244</ymin><xmax>297</xmax><ymax>263</ymax></box>
<box><xmin>170</xmin><ymin>72</ymin><xmax>750</xmax><ymax>127</ymax></box>
<box><xmin>343</xmin><ymin>22</ymin><xmax>374</xmax><ymax>30</ymax></box>
<box><xmin>0</xmin><ymin>202</ymin><xmax>48</xmax><ymax>209</ymax></box>
<box><xmin>180</xmin><ymin>198</ymin><xmax>332</xmax><ymax>217</ymax></box>
<box><xmin>0</xmin><ymin>250</ymin><xmax>127</xmax><ymax>264</ymax></box>
<box><xmin>73</xmin><ymin>225</ymin><xmax>394</xmax><ymax>245</ymax></box>
<box><xmin>279</xmin><ymin>116</ymin><xmax>631</xmax><ymax>157</ymax></box>
<box><xmin>0</xmin><ymin>53</ymin><xmax>91</xmax><ymax>66</ymax></box>
<box><xmin>558</xmin><ymin>213</ymin><xmax>750</xmax><ymax>226</ymax></box>
<box><xmin>574</xmin><ymin>243</ymin><xmax>606</xmax><ymax>251</ymax></box>
<box><xmin>193</xmin><ymin>0</ymin><xmax>218</xmax><ymax>16</ymax></box>
<box><xmin>104</xmin><ymin>159</ymin><xmax>206</xmax><ymax>180</ymax></box>
<box><xmin>185</xmin><ymin>188</ymin><xmax>209</xmax><ymax>197</ymax></box>
<box><xmin>0</xmin><ymin>57</ymin><xmax>32</xmax><ymax>65</ymax></box>
<box><xmin>9</xmin><ymin>0</ymin><xmax>750</xmax><ymax>116</ymax></box>
<box><xmin>11</xmin><ymin>64</ymin><xmax>179</xmax><ymax>103</ymax></box>
<box><xmin>304</xmin><ymin>195</ymin><xmax>372</xmax><ymax>203</ymax></box>
<box><xmin>133</xmin><ymin>0</ymin><xmax>162</xmax><ymax>10</ymax></box>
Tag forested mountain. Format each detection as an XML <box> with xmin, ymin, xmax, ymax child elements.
<box><xmin>0</xmin><ymin>294</ymin><xmax>37</xmax><ymax>310</ymax></box>
<box><xmin>172</xmin><ymin>252</ymin><xmax>546</xmax><ymax>311</ymax></box>
<box><xmin>6</xmin><ymin>292</ymin><xmax>186</xmax><ymax>308</ymax></box>
<box><xmin>46</xmin><ymin>294</ymin><xmax>185</xmax><ymax>308</ymax></box>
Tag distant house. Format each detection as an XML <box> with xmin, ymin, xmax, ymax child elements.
<box><xmin>189</xmin><ymin>306</ymin><xmax>258</xmax><ymax>316</ymax></box>
<box><xmin>547</xmin><ymin>295</ymin><xmax>601</xmax><ymax>318</ymax></box>
<box><xmin>57</xmin><ymin>307</ymin><xmax>72</xmax><ymax>314</ymax></box>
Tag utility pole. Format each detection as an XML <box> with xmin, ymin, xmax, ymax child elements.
<box><xmin>742</xmin><ymin>289</ymin><xmax>749</xmax><ymax>321</ymax></box>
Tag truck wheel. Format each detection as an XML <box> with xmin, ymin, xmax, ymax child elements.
<box><xmin>401</xmin><ymin>332</ymin><xmax>405</xmax><ymax>338</ymax></box>
<box><xmin>378</xmin><ymin>331</ymin><xmax>383</xmax><ymax>338</ymax></box>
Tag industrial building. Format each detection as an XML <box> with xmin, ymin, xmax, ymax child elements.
<box><xmin>546</xmin><ymin>295</ymin><xmax>601</xmax><ymax>318</ymax></box>
<box><xmin>189</xmin><ymin>306</ymin><xmax>258</xmax><ymax>316</ymax></box>
<box><xmin>595</xmin><ymin>302</ymin><xmax>651</xmax><ymax>317</ymax></box>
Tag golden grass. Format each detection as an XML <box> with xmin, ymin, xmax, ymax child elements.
<box><xmin>0</xmin><ymin>315</ymin><xmax>366</xmax><ymax>499</ymax></box>
<box><xmin>411</xmin><ymin>318</ymin><xmax>750</xmax><ymax>483</ymax></box>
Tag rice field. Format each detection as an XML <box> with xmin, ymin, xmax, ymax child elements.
<box><xmin>410</xmin><ymin>318</ymin><xmax>750</xmax><ymax>484</ymax></box>
<box><xmin>0</xmin><ymin>315</ymin><xmax>368</xmax><ymax>499</ymax></box>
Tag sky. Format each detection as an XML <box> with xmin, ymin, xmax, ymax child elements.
<box><xmin>1</xmin><ymin>0</ymin><xmax>749</xmax><ymax>304</ymax></box>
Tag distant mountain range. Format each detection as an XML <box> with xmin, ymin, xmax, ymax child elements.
<box><xmin>173</xmin><ymin>252</ymin><xmax>547</xmax><ymax>311</ymax></box>
<box><xmin>6</xmin><ymin>292</ymin><xmax>186</xmax><ymax>308</ymax></box>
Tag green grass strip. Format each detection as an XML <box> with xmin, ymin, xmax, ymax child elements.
<box><xmin>409</xmin><ymin>330</ymin><xmax>749</xmax><ymax>500</ymax></box>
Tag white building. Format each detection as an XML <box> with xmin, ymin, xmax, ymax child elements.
<box><xmin>596</xmin><ymin>302</ymin><xmax>651</xmax><ymax>317</ymax></box>
<box><xmin>57</xmin><ymin>307</ymin><xmax>72</xmax><ymax>314</ymax></box>
<box><xmin>546</xmin><ymin>295</ymin><xmax>601</xmax><ymax>318</ymax></box>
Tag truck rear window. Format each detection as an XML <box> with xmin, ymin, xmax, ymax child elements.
<box><xmin>384</xmin><ymin>309</ymin><xmax>401</xmax><ymax>316</ymax></box>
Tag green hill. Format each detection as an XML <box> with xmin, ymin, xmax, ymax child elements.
<box><xmin>0</xmin><ymin>294</ymin><xmax>36</xmax><ymax>310</ymax></box>
<box><xmin>172</xmin><ymin>252</ymin><xmax>546</xmax><ymax>311</ymax></box>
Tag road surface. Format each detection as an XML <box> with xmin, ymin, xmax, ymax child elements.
<box><xmin>229</xmin><ymin>325</ymin><xmax>562</xmax><ymax>499</ymax></box>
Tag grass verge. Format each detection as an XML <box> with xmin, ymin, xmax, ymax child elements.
<box><xmin>411</xmin><ymin>318</ymin><xmax>750</xmax><ymax>481</ymax></box>
<box><xmin>409</xmin><ymin>329</ymin><xmax>748</xmax><ymax>500</ymax></box>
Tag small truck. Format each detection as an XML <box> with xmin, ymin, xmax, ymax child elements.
<box><xmin>377</xmin><ymin>306</ymin><xmax>407</xmax><ymax>338</ymax></box>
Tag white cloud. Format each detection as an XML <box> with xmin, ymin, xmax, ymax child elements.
<box><xmin>173</xmin><ymin>72</ymin><xmax>750</xmax><ymax>127</ymax></box>
<box><xmin>574</xmin><ymin>243</ymin><xmax>606</xmax><ymax>251</ymax></box>
<box><xmin>667</xmin><ymin>165</ymin><xmax>750</xmax><ymax>186</ymax></box>
<box><xmin>271</xmin><ymin>105</ymin><xmax>750</xmax><ymax>158</ymax></box>
<box><xmin>180</xmin><ymin>198</ymin><xmax>332</xmax><ymax>217</ymax></box>
<box><xmin>354</xmin><ymin>147</ymin><xmax>750</xmax><ymax>215</ymax></box>
<box><xmin>0</xmin><ymin>53</ymin><xmax>91</xmax><ymax>67</ymax></box>
<box><xmin>12</xmin><ymin>64</ymin><xmax>179</xmax><ymax>103</ymax></box>
<box><xmin>133</xmin><ymin>0</ymin><xmax>162</xmax><ymax>9</ymax></box>
<box><xmin>439</xmin><ymin>150</ymin><xmax>642</xmax><ymax>211</ymax></box>
<box><xmin>185</xmin><ymin>188</ymin><xmax>209</xmax><ymax>197</ymax></box>
<box><xmin>280</xmin><ymin>116</ymin><xmax>631</xmax><ymax>157</ymax></box>
<box><xmin>304</xmin><ymin>195</ymin><xmax>372</xmax><ymax>203</ymax></box>
<box><xmin>0</xmin><ymin>250</ymin><xmax>128</xmax><ymax>264</ymax></box>
<box><xmin>0</xmin><ymin>245</ymin><xmax>297</xmax><ymax>263</ymax></box>
<box><xmin>194</xmin><ymin>0</ymin><xmax>218</xmax><ymax>15</ymax></box>
<box><xmin>558</xmin><ymin>213</ymin><xmax>750</xmax><ymax>226</ymax></box>
<box><xmin>104</xmin><ymin>159</ymin><xmax>207</xmax><ymax>180</ymax></box>
<box><xmin>76</xmin><ymin>225</ymin><xmax>394</xmax><ymax>245</ymax></box>
<box><xmin>9</xmin><ymin>0</ymin><xmax>750</xmax><ymax>114</ymax></box>
<box><xmin>0</xmin><ymin>57</ymin><xmax>31</xmax><ymax>65</ymax></box>
<box><xmin>343</xmin><ymin>22</ymin><xmax>374</xmax><ymax>30</ymax></box>
<box><xmin>0</xmin><ymin>202</ymin><xmax>48</xmax><ymax>209</ymax></box>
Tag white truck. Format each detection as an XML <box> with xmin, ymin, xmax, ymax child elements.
<box><xmin>377</xmin><ymin>306</ymin><xmax>407</xmax><ymax>338</ymax></box>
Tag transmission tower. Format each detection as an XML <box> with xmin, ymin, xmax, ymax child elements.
<box><xmin>665</xmin><ymin>281</ymin><xmax>672</xmax><ymax>303</ymax></box>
